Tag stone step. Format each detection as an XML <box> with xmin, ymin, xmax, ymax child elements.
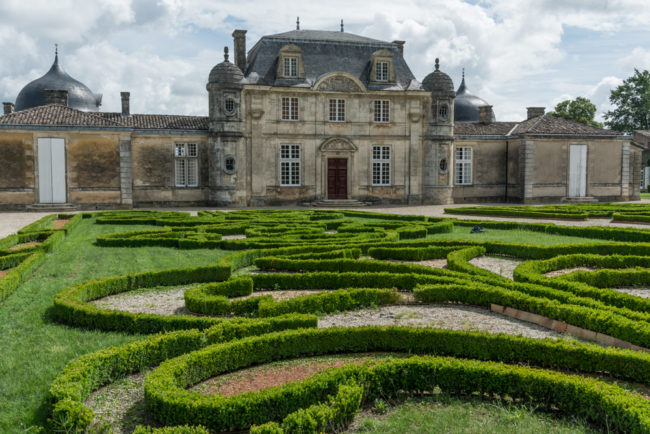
<box><xmin>309</xmin><ymin>199</ymin><xmax>367</xmax><ymax>208</ymax></box>
<box><xmin>561</xmin><ymin>196</ymin><xmax>599</xmax><ymax>203</ymax></box>
<box><xmin>27</xmin><ymin>203</ymin><xmax>79</xmax><ymax>211</ymax></box>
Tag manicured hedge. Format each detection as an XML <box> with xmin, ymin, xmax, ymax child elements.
<box><xmin>144</xmin><ymin>327</ymin><xmax>650</xmax><ymax>432</ymax></box>
<box><xmin>48</xmin><ymin>315</ymin><xmax>316</xmax><ymax>432</ymax></box>
<box><xmin>368</xmin><ymin>245</ymin><xmax>458</xmax><ymax>261</ymax></box>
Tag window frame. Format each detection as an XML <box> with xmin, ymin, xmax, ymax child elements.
<box><xmin>174</xmin><ymin>143</ymin><xmax>199</xmax><ymax>188</ymax></box>
<box><xmin>455</xmin><ymin>146</ymin><xmax>473</xmax><ymax>185</ymax></box>
<box><xmin>283</xmin><ymin>56</ymin><xmax>298</xmax><ymax>78</ymax></box>
<box><xmin>281</xmin><ymin>97</ymin><xmax>299</xmax><ymax>121</ymax></box>
<box><xmin>328</xmin><ymin>98</ymin><xmax>346</xmax><ymax>122</ymax></box>
<box><xmin>371</xmin><ymin>145</ymin><xmax>391</xmax><ymax>186</ymax></box>
<box><xmin>373</xmin><ymin>100</ymin><xmax>390</xmax><ymax>123</ymax></box>
<box><xmin>280</xmin><ymin>144</ymin><xmax>301</xmax><ymax>186</ymax></box>
<box><xmin>375</xmin><ymin>61</ymin><xmax>389</xmax><ymax>82</ymax></box>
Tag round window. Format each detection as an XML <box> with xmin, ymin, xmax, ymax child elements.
<box><xmin>438</xmin><ymin>104</ymin><xmax>448</xmax><ymax>120</ymax></box>
<box><xmin>439</xmin><ymin>158</ymin><xmax>448</xmax><ymax>173</ymax></box>
<box><xmin>224</xmin><ymin>98</ymin><xmax>236</xmax><ymax>115</ymax></box>
<box><xmin>223</xmin><ymin>154</ymin><xmax>236</xmax><ymax>174</ymax></box>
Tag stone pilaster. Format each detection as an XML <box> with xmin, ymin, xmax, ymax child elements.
<box><xmin>119</xmin><ymin>139</ymin><xmax>133</xmax><ymax>207</ymax></box>
<box><xmin>621</xmin><ymin>142</ymin><xmax>630</xmax><ymax>199</ymax></box>
<box><xmin>519</xmin><ymin>140</ymin><xmax>535</xmax><ymax>202</ymax></box>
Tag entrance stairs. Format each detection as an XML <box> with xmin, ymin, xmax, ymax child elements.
<box><xmin>26</xmin><ymin>203</ymin><xmax>79</xmax><ymax>212</ymax></box>
<box><xmin>561</xmin><ymin>197</ymin><xmax>598</xmax><ymax>203</ymax></box>
<box><xmin>307</xmin><ymin>199</ymin><xmax>368</xmax><ymax>208</ymax></box>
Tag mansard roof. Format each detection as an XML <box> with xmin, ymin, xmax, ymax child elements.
<box><xmin>0</xmin><ymin>104</ymin><xmax>208</xmax><ymax>131</ymax></box>
<box><xmin>245</xmin><ymin>29</ymin><xmax>417</xmax><ymax>90</ymax></box>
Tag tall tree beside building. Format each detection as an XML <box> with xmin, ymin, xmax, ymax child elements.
<box><xmin>604</xmin><ymin>69</ymin><xmax>650</xmax><ymax>133</ymax></box>
<box><xmin>548</xmin><ymin>96</ymin><xmax>602</xmax><ymax>128</ymax></box>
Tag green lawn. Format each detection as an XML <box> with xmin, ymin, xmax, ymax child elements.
<box><xmin>0</xmin><ymin>218</ymin><xmax>228</xmax><ymax>430</ymax></box>
<box><xmin>429</xmin><ymin>226</ymin><xmax>603</xmax><ymax>245</ymax></box>
<box><xmin>351</xmin><ymin>395</ymin><xmax>597</xmax><ymax>433</ymax></box>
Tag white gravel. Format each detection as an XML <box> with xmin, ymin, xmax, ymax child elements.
<box><xmin>614</xmin><ymin>288</ymin><xmax>650</xmax><ymax>298</ymax></box>
<box><xmin>469</xmin><ymin>256</ymin><xmax>522</xmax><ymax>280</ymax></box>
<box><xmin>318</xmin><ymin>304</ymin><xmax>561</xmax><ymax>339</ymax></box>
<box><xmin>544</xmin><ymin>267</ymin><xmax>594</xmax><ymax>277</ymax></box>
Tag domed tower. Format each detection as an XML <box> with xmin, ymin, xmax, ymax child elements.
<box><xmin>15</xmin><ymin>47</ymin><xmax>101</xmax><ymax>112</ymax></box>
<box><xmin>206</xmin><ymin>47</ymin><xmax>246</xmax><ymax>206</ymax></box>
<box><xmin>421</xmin><ymin>58</ymin><xmax>455</xmax><ymax>204</ymax></box>
<box><xmin>454</xmin><ymin>70</ymin><xmax>495</xmax><ymax>123</ymax></box>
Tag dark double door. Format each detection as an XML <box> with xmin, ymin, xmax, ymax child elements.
<box><xmin>327</xmin><ymin>158</ymin><xmax>347</xmax><ymax>199</ymax></box>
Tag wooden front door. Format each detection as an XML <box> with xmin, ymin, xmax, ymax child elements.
<box><xmin>327</xmin><ymin>158</ymin><xmax>347</xmax><ymax>199</ymax></box>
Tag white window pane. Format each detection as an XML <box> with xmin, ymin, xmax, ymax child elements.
<box><xmin>187</xmin><ymin>159</ymin><xmax>198</xmax><ymax>186</ymax></box>
<box><xmin>176</xmin><ymin>159</ymin><xmax>185</xmax><ymax>186</ymax></box>
<box><xmin>187</xmin><ymin>144</ymin><xmax>197</xmax><ymax>157</ymax></box>
<box><xmin>175</xmin><ymin>144</ymin><xmax>185</xmax><ymax>157</ymax></box>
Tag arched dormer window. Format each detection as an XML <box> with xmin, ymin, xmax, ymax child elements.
<box><xmin>277</xmin><ymin>44</ymin><xmax>305</xmax><ymax>80</ymax></box>
<box><xmin>369</xmin><ymin>49</ymin><xmax>395</xmax><ymax>84</ymax></box>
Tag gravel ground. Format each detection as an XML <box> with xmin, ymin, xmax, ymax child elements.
<box><xmin>614</xmin><ymin>288</ymin><xmax>650</xmax><ymax>298</ymax></box>
<box><xmin>468</xmin><ymin>256</ymin><xmax>522</xmax><ymax>279</ymax></box>
<box><xmin>318</xmin><ymin>304</ymin><xmax>561</xmax><ymax>340</ymax></box>
<box><xmin>544</xmin><ymin>267</ymin><xmax>594</xmax><ymax>277</ymax></box>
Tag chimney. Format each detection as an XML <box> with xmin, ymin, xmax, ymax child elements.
<box><xmin>393</xmin><ymin>40</ymin><xmax>405</xmax><ymax>55</ymax></box>
<box><xmin>478</xmin><ymin>105</ymin><xmax>493</xmax><ymax>124</ymax></box>
<box><xmin>3</xmin><ymin>102</ymin><xmax>14</xmax><ymax>115</ymax></box>
<box><xmin>527</xmin><ymin>107</ymin><xmax>545</xmax><ymax>120</ymax></box>
<box><xmin>44</xmin><ymin>89</ymin><xmax>68</xmax><ymax>106</ymax></box>
<box><xmin>232</xmin><ymin>29</ymin><xmax>247</xmax><ymax>72</ymax></box>
<box><xmin>120</xmin><ymin>92</ymin><xmax>130</xmax><ymax>117</ymax></box>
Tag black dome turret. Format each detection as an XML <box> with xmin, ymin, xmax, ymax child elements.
<box><xmin>14</xmin><ymin>49</ymin><xmax>101</xmax><ymax>112</ymax></box>
<box><xmin>454</xmin><ymin>71</ymin><xmax>495</xmax><ymax>123</ymax></box>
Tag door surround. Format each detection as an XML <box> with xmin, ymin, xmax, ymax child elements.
<box><xmin>318</xmin><ymin>137</ymin><xmax>357</xmax><ymax>200</ymax></box>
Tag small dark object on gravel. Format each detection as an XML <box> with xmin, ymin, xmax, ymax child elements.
<box><xmin>470</xmin><ymin>226</ymin><xmax>486</xmax><ymax>233</ymax></box>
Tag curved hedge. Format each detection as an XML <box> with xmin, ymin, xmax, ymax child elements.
<box><xmin>144</xmin><ymin>327</ymin><xmax>650</xmax><ymax>432</ymax></box>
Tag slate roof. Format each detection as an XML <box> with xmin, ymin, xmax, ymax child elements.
<box><xmin>245</xmin><ymin>29</ymin><xmax>417</xmax><ymax>90</ymax></box>
<box><xmin>455</xmin><ymin>115</ymin><xmax>622</xmax><ymax>138</ymax></box>
<box><xmin>0</xmin><ymin>104</ymin><xmax>208</xmax><ymax>130</ymax></box>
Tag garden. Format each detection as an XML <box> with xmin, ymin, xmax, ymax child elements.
<box><xmin>4</xmin><ymin>208</ymin><xmax>650</xmax><ymax>432</ymax></box>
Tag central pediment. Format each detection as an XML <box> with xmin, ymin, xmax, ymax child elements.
<box><xmin>314</xmin><ymin>72</ymin><xmax>366</xmax><ymax>93</ymax></box>
<box><xmin>319</xmin><ymin>137</ymin><xmax>358</xmax><ymax>152</ymax></box>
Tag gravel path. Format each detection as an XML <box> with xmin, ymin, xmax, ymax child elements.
<box><xmin>469</xmin><ymin>256</ymin><xmax>522</xmax><ymax>279</ymax></box>
<box><xmin>614</xmin><ymin>288</ymin><xmax>650</xmax><ymax>298</ymax></box>
<box><xmin>318</xmin><ymin>304</ymin><xmax>561</xmax><ymax>340</ymax></box>
<box><xmin>544</xmin><ymin>267</ymin><xmax>594</xmax><ymax>277</ymax></box>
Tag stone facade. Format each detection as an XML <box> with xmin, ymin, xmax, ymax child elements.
<box><xmin>0</xmin><ymin>27</ymin><xmax>641</xmax><ymax>209</ymax></box>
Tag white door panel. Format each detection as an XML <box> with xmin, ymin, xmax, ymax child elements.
<box><xmin>38</xmin><ymin>138</ymin><xmax>66</xmax><ymax>203</ymax></box>
<box><xmin>569</xmin><ymin>144</ymin><xmax>587</xmax><ymax>198</ymax></box>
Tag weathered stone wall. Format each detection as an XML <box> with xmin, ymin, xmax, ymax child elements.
<box><xmin>131</xmin><ymin>133</ymin><xmax>209</xmax><ymax>205</ymax></box>
<box><xmin>452</xmin><ymin>139</ymin><xmax>508</xmax><ymax>203</ymax></box>
<box><xmin>0</xmin><ymin>132</ymin><xmax>34</xmax><ymax>205</ymax></box>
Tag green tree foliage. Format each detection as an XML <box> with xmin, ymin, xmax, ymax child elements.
<box><xmin>604</xmin><ymin>69</ymin><xmax>650</xmax><ymax>133</ymax></box>
<box><xmin>548</xmin><ymin>96</ymin><xmax>602</xmax><ymax>128</ymax></box>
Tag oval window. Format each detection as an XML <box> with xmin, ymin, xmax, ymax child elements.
<box><xmin>439</xmin><ymin>158</ymin><xmax>448</xmax><ymax>172</ymax></box>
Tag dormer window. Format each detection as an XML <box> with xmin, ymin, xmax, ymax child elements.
<box><xmin>277</xmin><ymin>44</ymin><xmax>304</xmax><ymax>80</ymax></box>
<box><xmin>284</xmin><ymin>57</ymin><xmax>298</xmax><ymax>78</ymax></box>
<box><xmin>370</xmin><ymin>49</ymin><xmax>395</xmax><ymax>84</ymax></box>
<box><xmin>376</xmin><ymin>61</ymin><xmax>389</xmax><ymax>82</ymax></box>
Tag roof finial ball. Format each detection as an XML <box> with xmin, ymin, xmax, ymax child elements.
<box><xmin>224</xmin><ymin>46</ymin><xmax>229</xmax><ymax>62</ymax></box>
<box><xmin>296</xmin><ymin>17</ymin><xmax>300</xmax><ymax>30</ymax></box>
<box><xmin>435</xmin><ymin>58</ymin><xmax>439</xmax><ymax>72</ymax></box>
<box><xmin>341</xmin><ymin>19</ymin><xmax>344</xmax><ymax>32</ymax></box>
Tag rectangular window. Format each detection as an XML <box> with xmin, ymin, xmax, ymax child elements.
<box><xmin>375</xmin><ymin>61</ymin><xmax>389</xmax><ymax>81</ymax></box>
<box><xmin>329</xmin><ymin>99</ymin><xmax>345</xmax><ymax>122</ymax></box>
<box><xmin>283</xmin><ymin>57</ymin><xmax>297</xmax><ymax>78</ymax></box>
<box><xmin>373</xmin><ymin>100</ymin><xmax>390</xmax><ymax>123</ymax></box>
<box><xmin>455</xmin><ymin>147</ymin><xmax>472</xmax><ymax>185</ymax></box>
<box><xmin>280</xmin><ymin>144</ymin><xmax>301</xmax><ymax>186</ymax></box>
<box><xmin>372</xmin><ymin>145</ymin><xmax>391</xmax><ymax>186</ymax></box>
<box><xmin>175</xmin><ymin>143</ymin><xmax>198</xmax><ymax>187</ymax></box>
<box><xmin>281</xmin><ymin>97</ymin><xmax>299</xmax><ymax>121</ymax></box>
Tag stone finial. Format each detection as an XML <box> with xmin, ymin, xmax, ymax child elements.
<box><xmin>462</xmin><ymin>68</ymin><xmax>465</xmax><ymax>79</ymax></box>
<box><xmin>224</xmin><ymin>46</ymin><xmax>229</xmax><ymax>62</ymax></box>
<box><xmin>54</xmin><ymin>43</ymin><xmax>59</xmax><ymax>65</ymax></box>
<box><xmin>341</xmin><ymin>19</ymin><xmax>344</xmax><ymax>32</ymax></box>
<box><xmin>296</xmin><ymin>17</ymin><xmax>300</xmax><ymax>30</ymax></box>
<box><xmin>435</xmin><ymin>58</ymin><xmax>439</xmax><ymax>71</ymax></box>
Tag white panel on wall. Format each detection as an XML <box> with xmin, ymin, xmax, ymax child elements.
<box><xmin>38</xmin><ymin>138</ymin><xmax>66</xmax><ymax>203</ymax></box>
<box><xmin>569</xmin><ymin>144</ymin><xmax>587</xmax><ymax>198</ymax></box>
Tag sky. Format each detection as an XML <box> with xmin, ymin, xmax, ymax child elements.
<box><xmin>1</xmin><ymin>0</ymin><xmax>649</xmax><ymax>123</ymax></box>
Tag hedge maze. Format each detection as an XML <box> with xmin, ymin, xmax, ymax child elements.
<box><xmin>24</xmin><ymin>209</ymin><xmax>650</xmax><ymax>432</ymax></box>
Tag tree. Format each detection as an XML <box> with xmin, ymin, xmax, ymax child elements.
<box><xmin>604</xmin><ymin>69</ymin><xmax>650</xmax><ymax>133</ymax></box>
<box><xmin>548</xmin><ymin>96</ymin><xmax>602</xmax><ymax>128</ymax></box>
